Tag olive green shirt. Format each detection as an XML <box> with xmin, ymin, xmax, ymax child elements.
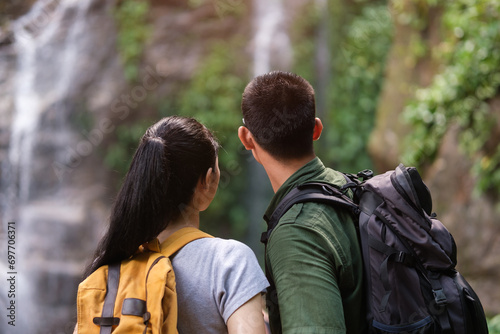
<box><xmin>264</xmin><ymin>158</ymin><xmax>365</xmax><ymax>334</ymax></box>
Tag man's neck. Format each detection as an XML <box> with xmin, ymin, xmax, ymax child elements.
<box><xmin>260</xmin><ymin>153</ymin><xmax>316</xmax><ymax>192</ymax></box>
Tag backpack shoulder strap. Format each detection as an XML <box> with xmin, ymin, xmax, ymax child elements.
<box><xmin>160</xmin><ymin>227</ymin><xmax>213</xmax><ymax>257</ymax></box>
<box><xmin>261</xmin><ymin>182</ymin><xmax>359</xmax><ymax>245</ymax></box>
<box><xmin>91</xmin><ymin>262</ymin><xmax>121</xmax><ymax>334</ymax></box>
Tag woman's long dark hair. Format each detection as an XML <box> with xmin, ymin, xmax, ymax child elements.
<box><xmin>84</xmin><ymin>116</ymin><xmax>219</xmax><ymax>278</ymax></box>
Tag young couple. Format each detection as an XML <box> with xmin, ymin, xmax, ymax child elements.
<box><xmin>84</xmin><ymin>71</ymin><xmax>365</xmax><ymax>334</ymax></box>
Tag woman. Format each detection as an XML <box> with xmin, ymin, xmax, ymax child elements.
<box><xmin>84</xmin><ymin>116</ymin><xmax>269</xmax><ymax>333</ymax></box>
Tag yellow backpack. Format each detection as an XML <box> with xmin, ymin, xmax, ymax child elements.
<box><xmin>76</xmin><ymin>227</ymin><xmax>212</xmax><ymax>334</ymax></box>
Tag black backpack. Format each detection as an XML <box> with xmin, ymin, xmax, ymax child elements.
<box><xmin>261</xmin><ymin>164</ymin><xmax>488</xmax><ymax>334</ymax></box>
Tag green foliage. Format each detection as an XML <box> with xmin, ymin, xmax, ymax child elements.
<box><xmin>103</xmin><ymin>121</ymin><xmax>151</xmax><ymax>176</ymax></box>
<box><xmin>293</xmin><ymin>1</ymin><xmax>392</xmax><ymax>173</ymax></box>
<box><xmin>489</xmin><ymin>314</ymin><xmax>500</xmax><ymax>334</ymax></box>
<box><xmin>402</xmin><ymin>0</ymin><xmax>500</xmax><ymax>193</ymax></box>
<box><xmin>175</xmin><ymin>40</ymin><xmax>248</xmax><ymax>237</ymax></box>
<box><xmin>326</xmin><ymin>4</ymin><xmax>393</xmax><ymax>173</ymax></box>
<box><xmin>290</xmin><ymin>2</ymin><xmax>321</xmax><ymax>84</ymax></box>
<box><xmin>114</xmin><ymin>0</ymin><xmax>152</xmax><ymax>82</ymax></box>
<box><xmin>70</xmin><ymin>102</ymin><xmax>94</xmax><ymax>133</ymax></box>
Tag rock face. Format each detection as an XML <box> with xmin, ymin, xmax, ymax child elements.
<box><xmin>424</xmin><ymin>122</ymin><xmax>500</xmax><ymax>314</ymax></box>
<box><xmin>370</xmin><ymin>1</ymin><xmax>500</xmax><ymax>315</ymax></box>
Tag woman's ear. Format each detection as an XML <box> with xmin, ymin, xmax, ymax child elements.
<box><xmin>192</xmin><ymin>166</ymin><xmax>219</xmax><ymax>212</ymax></box>
<box><xmin>204</xmin><ymin>167</ymin><xmax>215</xmax><ymax>187</ymax></box>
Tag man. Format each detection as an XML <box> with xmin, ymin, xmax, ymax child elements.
<box><xmin>238</xmin><ymin>71</ymin><xmax>365</xmax><ymax>334</ymax></box>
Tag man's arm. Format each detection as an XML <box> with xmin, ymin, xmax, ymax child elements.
<box><xmin>267</xmin><ymin>222</ymin><xmax>347</xmax><ymax>334</ymax></box>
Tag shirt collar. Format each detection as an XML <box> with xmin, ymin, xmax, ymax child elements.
<box><xmin>263</xmin><ymin>157</ymin><xmax>326</xmax><ymax>222</ymax></box>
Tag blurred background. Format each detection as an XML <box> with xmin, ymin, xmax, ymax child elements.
<box><xmin>0</xmin><ymin>0</ymin><xmax>499</xmax><ymax>332</ymax></box>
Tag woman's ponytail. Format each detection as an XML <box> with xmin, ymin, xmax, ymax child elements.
<box><xmin>83</xmin><ymin>116</ymin><xmax>218</xmax><ymax>278</ymax></box>
<box><xmin>84</xmin><ymin>135</ymin><xmax>170</xmax><ymax>277</ymax></box>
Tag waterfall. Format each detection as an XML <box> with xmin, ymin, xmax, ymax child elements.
<box><xmin>1</xmin><ymin>0</ymin><xmax>114</xmax><ymax>332</ymax></box>
<box><xmin>7</xmin><ymin>0</ymin><xmax>87</xmax><ymax>209</ymax></box>
<box><xmin>244</xmin><ymin>0</ymin><xmax>292</xmax><ymax>254</ymax></box>
<box><xmin>252</xmin><ymin>0</ymin><xmax>291</xmax><ymax>76</ymax></box>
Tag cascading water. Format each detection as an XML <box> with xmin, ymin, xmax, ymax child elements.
<box><xmin>244</xmin><ymin>0</ymin><xmax>292</xmax><ymax>253</ymax></box>
<box><xmin>252</xmin><ymin>0</ymin><xmax>292</xmax><ymax>75</ymax></box>
<box><xmin>1</xmin><ymin>0</ymin><xmax>115</xmax><ymax>332</ymax></box>
<box><xmin>5</xmin><ymin>0</ymin><xmax>84</xmax><ymax>216</ymax></box>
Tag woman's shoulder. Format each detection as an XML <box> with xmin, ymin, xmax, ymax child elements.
<box><xmin>183</xmin><ymin>237</ymin><xmax>260</xmax><ymax>272</ymax></box>
<box><xmin>194</xmin><ymin>237</ymin><xmax>255</xmax><ymax>257</ymax></box>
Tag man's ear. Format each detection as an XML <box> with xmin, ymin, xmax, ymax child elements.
<box><xmin>313</xmin><ymin>118</ymin><xmax>323</xmax><ymax>141</ymax></box>
<box><xmin>238</xmin><ymin>126</ymin><xmax>256</xmax><ymax>150</ymax></box>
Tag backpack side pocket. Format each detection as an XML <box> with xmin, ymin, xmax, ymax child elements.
<box><xmin>454</xmin><ymin>272</ymin><xmax>488</xmax><ymax>334</ymax></box>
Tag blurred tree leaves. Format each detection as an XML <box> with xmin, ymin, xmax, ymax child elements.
<box><xmin>175</xmin><ymin>40</ymin><xmax>249</xmax><ymax>238</ymax></box>
<box><xmin>103</xmin><ymin>121</ymin><xmax>150</xmax><ymax>176</ymax></box>
<box><xmin>325</xmin><ymin>3</ymin><xmax>393</xmax><ymax>174</ymax></box>
<box><xmin>293</xmin><ymin>0</ymin><xmax>393</xmax><ymax>174</ymax></box>
<box><xmin>402</xmin><ymin>0</ymin><xmax>500</xmax><ymax>194</ymax></box>
<box><xmin>114</xmin><ymin>0</ymin><xmax>152</xmax><ymax>83</ymax></box>
<box><xmin>489</xmin><ymin>315</ymin><xmax>500</xmax><ymax>334</ymax></box>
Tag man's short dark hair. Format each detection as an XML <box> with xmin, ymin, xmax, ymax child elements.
<box><xmin>241</xmin><ymin>71</ymin><xmax>316</xmax><ymax>160</ymax></box>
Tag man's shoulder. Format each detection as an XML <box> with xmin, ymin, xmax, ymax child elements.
<box><xmin>268</xmin><ymin>201</ymin><xmax>338</xmax><ymax>245</ymax></box>
<box><xmin>319</xmin><ymin>166</ymin><xmax>348</xmax><ymax>187</ymax></box>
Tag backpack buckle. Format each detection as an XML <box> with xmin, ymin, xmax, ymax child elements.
<box><xmin>433</xmin><ymin>288</ymin><xmax>448</xmax><ymax>306</ymax></box>
<box><xmin>357</xmin><ymin>169</ymin><xmax>374</xmax><ymax>181</ymax></box>
<box><xmin>395</xmin><ymin>251</ymin><xmax>406</xmax><ymax>263</ymax></box>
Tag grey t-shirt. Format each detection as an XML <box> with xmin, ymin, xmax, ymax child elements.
<box><xmin>171</xmin><ymin>237</ymin><xmax>269</xmax><ymax>334</ymax></box>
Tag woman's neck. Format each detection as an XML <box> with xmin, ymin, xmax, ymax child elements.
<box><xmin>157</xmin><ymin>211</ymin><xmax>200</xmax><ymax>243</ymax></box>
